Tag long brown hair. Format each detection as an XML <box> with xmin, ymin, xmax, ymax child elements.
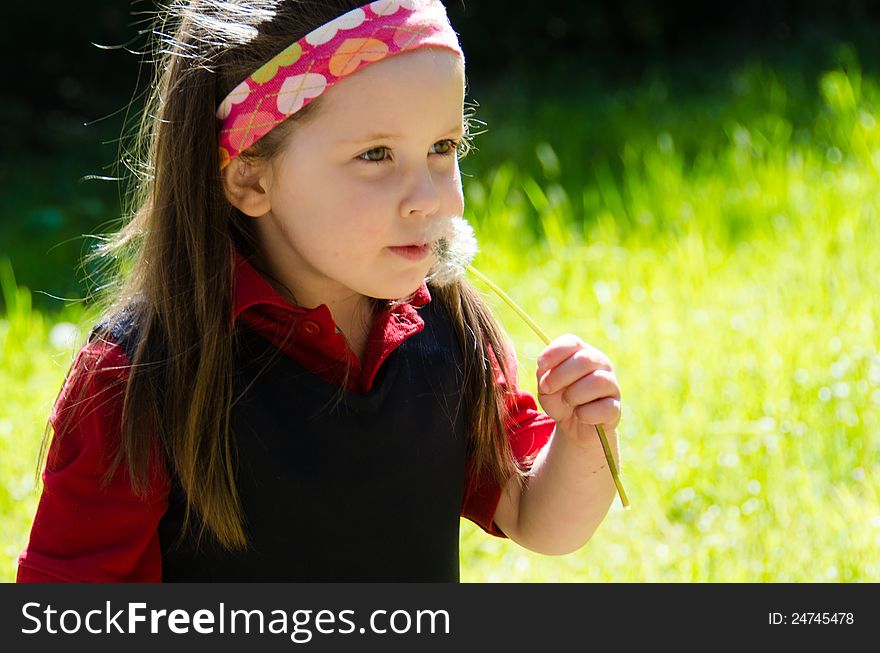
<box><xmin>67</xmin><ymin>0</ymin><xmax>527</xmax><ymax>551</ymax></box>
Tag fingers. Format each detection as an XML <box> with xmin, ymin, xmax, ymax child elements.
<box><xmin>554</xmin><ymin>368</ymin><xmax>620</xmax><ymax>407</ymax></box>
<box><xmin>572</xmin><ymin>396</ymin><xmax>621</xmax><ymax>428</ymax></box>
<box><xmin>536</xmin><ymin>334</ymin><xmax>589</xmax><ymax>372</ymax></box>
<box><xmin>537</xmin><ymin>336</ymin><xmax>614</xmax><ymax>395</ymax></box>
<box><xmin>535</xmin><ymin>335</ymin><xmax>621</xmax><ymax>428</ymax></box>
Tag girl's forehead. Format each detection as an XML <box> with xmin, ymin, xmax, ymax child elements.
<box><xmin>317</xmin><ymin>49</ymin><xmax>465</xmax><ymax>117</ymax></box>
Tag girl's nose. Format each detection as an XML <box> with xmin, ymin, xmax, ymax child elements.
<box><xmin>399</xmin><ymin>165</ymin><xmax>441</xmax><ymax>218</ymax></box>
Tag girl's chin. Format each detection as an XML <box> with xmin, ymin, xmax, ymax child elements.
<box><xmin>357</xmin><ymin>261</ymin><xmax>435</xmax><ymax>301</ymax></box>
<box><xmin>368</xmin><ymin>278</ymin><xmax>428</xmax><ymax>303</ymax></box>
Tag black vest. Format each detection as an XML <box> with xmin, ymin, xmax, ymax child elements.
<box><xmin>95</xmin><ymin>298</ymin><xmax>467</xmax><ymax>581</ymax></box>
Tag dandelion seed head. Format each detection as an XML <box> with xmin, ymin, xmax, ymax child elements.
<box><xmin>425</xmin><ymin>216</ymin><xmax>479</xmax><ymax>286</ymax></box>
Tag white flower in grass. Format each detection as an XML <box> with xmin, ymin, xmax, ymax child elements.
<box><xmin>49</xmin><ymin>322</ymin><xmax>80</xmax><ymax>350</ymax></box>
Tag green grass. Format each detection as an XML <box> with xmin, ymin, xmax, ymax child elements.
<box><xmin>0</xmin><ymin>259</ymin><xmax>89</xmax><ymax>580</ymax></box>
<box><xmin>2</xmin><ymin>46</ymin><xmax>879</xmax><ymax>582</ymax></box>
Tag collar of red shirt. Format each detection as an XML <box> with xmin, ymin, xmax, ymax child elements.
<box><xmin>231</xmin><ymin>248</ymin><xmax>432</xmax><ymax>394</ymax></box>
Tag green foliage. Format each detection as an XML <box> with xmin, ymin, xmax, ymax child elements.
<box><xmin>0</xmin><ymin>259</ymin><xmax>90</xmax><ymax>579</ymax></box>
<box><xmin>2</xmin><ymin>46</ymin><xmax>878</xmax><ymax>582</ymax></box>
<box><xmin>456</xmin><ymin>47</ymin><xmax>879</xmax><ymax>581</ymax></box>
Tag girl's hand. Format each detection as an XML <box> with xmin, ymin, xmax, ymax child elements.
<box><xmin>536</xmin><ymin>335</ymin><xmax>621</xmax><ymax>446</ymax></box>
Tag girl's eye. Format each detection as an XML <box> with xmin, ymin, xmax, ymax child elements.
<box><xmin>358</xmin><ymin>146</ymin><xmax>390</xmax><ymax>162</ymax></box>
<box><xmin>431</xmin><ymin>139</ymin><xmax>459</xmax><ymax>156</ymax></box>
<box><xmin>357</xmin><ymin>140</ymin><xmax>460</xmax><ymax>163</ymax></box>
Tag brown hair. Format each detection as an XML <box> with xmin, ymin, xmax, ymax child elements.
<box><xmin>62</xmin><ymin>0</ymin><xmax>527</xmax><ymax>551</ymax></box>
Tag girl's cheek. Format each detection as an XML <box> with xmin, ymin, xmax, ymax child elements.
<box><xmin>346</xmin><ymin>182</ymin><xmax>398</xmax><ymax>214</ymax></box>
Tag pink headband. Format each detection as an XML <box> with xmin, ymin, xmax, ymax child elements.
<box><xmin>216</xmin><ymin>0</ymin><xmax>463</xmax><ymax>169</ymax></box>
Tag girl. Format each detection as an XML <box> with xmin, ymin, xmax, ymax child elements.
<box><xmin>17</xmin><ymin>0</ymin><xmax>622</xmax><ymax>582</ymax></box>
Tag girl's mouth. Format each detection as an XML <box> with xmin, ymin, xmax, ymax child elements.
<box><xmin>388</xmin><ymin>243</ymin><xmax>431</xmax><ymax>261</ymax></box>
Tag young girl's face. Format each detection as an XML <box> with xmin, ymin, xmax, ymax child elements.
<box><xmin>255</xmin><ymin>48</ymin><xmax>466</xmax><ymax>307</ymax></box>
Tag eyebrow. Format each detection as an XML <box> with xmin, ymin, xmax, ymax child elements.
<box><xmin>342</xmin><ymin>124</ymin><xmax>465</xmax><ymax>144</ymax></box>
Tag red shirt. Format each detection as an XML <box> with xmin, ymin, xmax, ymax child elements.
<box><xmin>17</xmin><ymin>251</ymin><xmax>555</xmax><ymax>582</ymax></box>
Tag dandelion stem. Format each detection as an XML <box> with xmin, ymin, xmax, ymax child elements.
<box><xmin>466</xmin><ymin>265</ymin><xmax>551</xmax><ymax>343</ymax></box>
<box><xmin>467</xmin><ymin>264</ymin><xmax>630</xmax><ymax>509</ymax></box>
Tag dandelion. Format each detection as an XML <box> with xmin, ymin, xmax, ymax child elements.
<box><xmin>426</xmin><ymin>216</ymin><xmax>478</xmax><ymax>286</ymax></box>
<box><xmin>428</xmin><ymin>216</ymin><xmax>630</xmax><ymax>508</ymax></box>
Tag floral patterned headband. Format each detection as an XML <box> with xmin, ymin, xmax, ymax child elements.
<box><xmin>216</xmin><ymin>0</ymin><xmax>463</xmax><ymax>169</ymax></box>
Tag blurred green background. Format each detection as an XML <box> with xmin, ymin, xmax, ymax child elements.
<box><xmin>2</xmin><ymin>1</ymin><xmax>878</xmax><ymax>582</ymax></box>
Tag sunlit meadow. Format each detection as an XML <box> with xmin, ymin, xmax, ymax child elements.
<box><xmin>2</xmin><ymin>46</ymin><xmax>878</xmax><ymax>582</ymax></box>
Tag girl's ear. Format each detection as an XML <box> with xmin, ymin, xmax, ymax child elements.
<box><xmin>221</xmin><ymin>157</ymin><xmax>273</xmax><ymax>217</ymax></box>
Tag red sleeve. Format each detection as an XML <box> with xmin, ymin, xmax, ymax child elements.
<box><xmin>460</xmin><ymin>345</ymin><xmax>555</xmax><ymax>538</ymax></box>
<box><xmin>16</xmin><ymin>338</ymin><xmax>170</xmax><ymax>583</ymax></box>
